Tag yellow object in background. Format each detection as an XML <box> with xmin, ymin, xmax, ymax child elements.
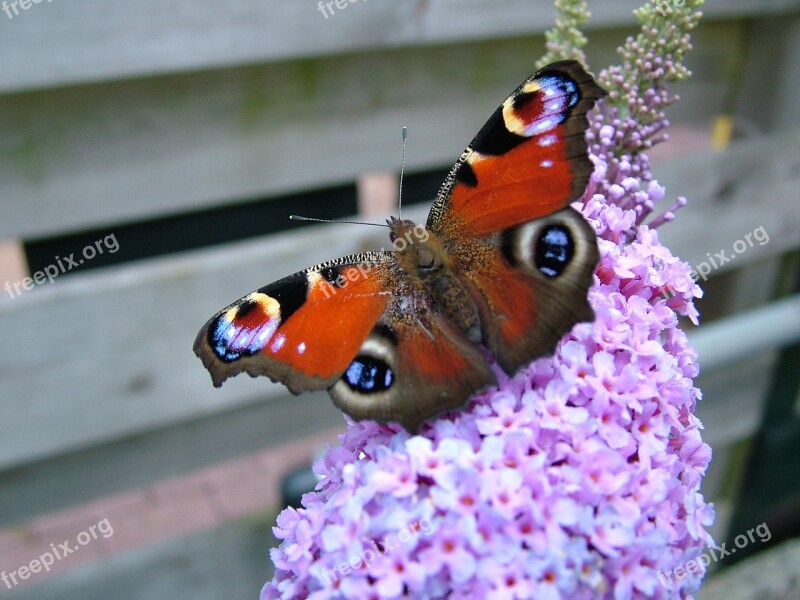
<box><xmin>711</xmin><ymin>114</ymin><xmax>734</xmax><ymax>150</ymax></box>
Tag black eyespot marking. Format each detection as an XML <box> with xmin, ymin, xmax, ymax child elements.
<box><xmin>320</xmin><ymin>266</ymin><xmax>342</xmax><ymax>285</ymax></box>
<box><xmin>535</xmin><ymin>225</ymin><xmax>574</xmax><ymax>278</ymax></box>
<box><xmin>258</xmin><ymin>272</ymin><xmax>308</xmax><ymax>324</ymax></box>
<box><xmin>454</xmin><ymin>161</ymin><xmax>478</xmax><ymax>188</ymax></box>
<box><xmin>470</xmin><ymin>107</ymin><xmax>527</xmax><ymax>156</ymax></box>
<box><xmin>343</xmin><ymin>355</ymin><xmax>394</xmax><ymax>393</ymax></box>
<box><xmin>235</xmin><ymin>298</ymin><xmax>258</xmax><ymax>318</ymax></box>
<box><xmin>511</xmin><ymin>90</ymin><xmax>535</xmax><ymax>112</ymax></box>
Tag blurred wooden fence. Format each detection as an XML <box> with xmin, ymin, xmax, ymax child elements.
<box><xmin>1</xmin><ymin>0</ymin><xmax>800</xmax><ymax>597</ymax></box>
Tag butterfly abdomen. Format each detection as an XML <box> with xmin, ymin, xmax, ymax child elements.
<box><xmin>424</xmin><ymin>270</ymin><xmax>481</xmax><ymax>343</ymax></box>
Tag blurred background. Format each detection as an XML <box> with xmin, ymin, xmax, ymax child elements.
<box><xmin>1</xmin><ymin>1</ymin><xmax>799</xmax><ymax>598</ymax></box>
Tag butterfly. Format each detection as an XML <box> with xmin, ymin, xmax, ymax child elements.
<box><xmin>194</xmin><ymin>60</ymin><xmax>605</xmax><ymax>433</ymax></box>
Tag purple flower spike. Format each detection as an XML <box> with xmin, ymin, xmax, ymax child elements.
<box><xmin>263</xmin><ymin>2</ymin><xmax>712</xmax><ymax>598</ymax></box>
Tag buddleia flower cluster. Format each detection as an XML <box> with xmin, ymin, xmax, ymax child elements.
<box><xmin>262</xmin><ymin>1</ymin><xmax>713</xmax><ymax>598</ymax></box>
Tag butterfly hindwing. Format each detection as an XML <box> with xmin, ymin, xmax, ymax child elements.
<box><xmin>454</xmin><ymin>207</ymin><xmax>598</xmax><ymax>375</ymax></box>
<box><xmin>330</xmin><ymin>312</ymin><xmax>496</xmax><ymax>433</ymax></box>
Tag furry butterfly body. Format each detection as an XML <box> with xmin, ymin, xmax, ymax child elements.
<box><xmin>194</xmin><ymin>60</ymin><xmax>605</xmax><ymax>432</ymax></box>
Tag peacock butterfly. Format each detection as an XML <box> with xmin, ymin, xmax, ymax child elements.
<box><xmin>194</xmin><ymin>60</ymin><xmax>605</xmax><ymax>432</ymax></box>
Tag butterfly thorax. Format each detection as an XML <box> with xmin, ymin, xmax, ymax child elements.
<box><xmin>388</xmin><ymin>217</ymin><xmax>481</xmax><ymax>342</ymax></box>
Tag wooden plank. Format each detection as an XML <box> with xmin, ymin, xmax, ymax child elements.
<box><xmin>693</xmin><ymin>353</ymin><xmax>778</xmax><ymax>447</ymax></box>
<box><xmin>1</xmin><ymin>250</ymin><xmax>794</xmax><ymax>529</ymax></box>
<box><xmin>688</xmin><ymin>297</ymin><xmax>800</xmax><ymax>449</ymax></box>
<box><xmin>0</xmin><ymin>390</ymin><xmax>342</xmax><ymax>528</ymax></box>
<box><xmin>0</xmin><ymin>22</ymin><xmax>753</xmax><ymax>239</ymax></box>
<box><xmin>723</xmin><ymin>259</ymin><xmax>784</xmax><ymax>316</ymax></box>
<box><xmin>1</xmin><ymin>0</ymin><xmax>796</xmax><ymax>93</ymax></box>
<box><xmin>3</xmin><ymin>519</ymin><xmax>275</xmax><ymax>600</ymax></box>
<box><xmin>0</xmin><ymin>36</ymin><xmax>548</xmax><ymax>239</ymax></box>
<box><xmin>655</xmin><ymin>131</ymin><xmax>800</xmax><ymax>273</ymax></box>
<box><xmin>689</xmin><ymin>295</ymin><xmax>800</xmax><ymax>373</ymax></box>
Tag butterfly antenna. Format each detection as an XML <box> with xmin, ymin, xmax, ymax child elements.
<box><xmin>289</xmin><ymin>215</ymin><xmax>389</xmax><ymax>228</ymax></box>
<box><xmin>292</xmin><ymin>128</ymin><xmax>407</xmax><ymax>228</ymax></box>
<box><xmin>398</xmin><ymin>126</ymin><xmax>407</xmax><ymax>220</ymax></box>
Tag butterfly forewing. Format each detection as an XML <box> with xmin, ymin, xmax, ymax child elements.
<box><xmin>194</xmin><ymin>253</ymin><xmax>395</xmax><ymax>392</ymax></box>
<box><xmin>427</xmin><ymin>60</ymin><xmax>606</xmax><ymax>237</ymax></box>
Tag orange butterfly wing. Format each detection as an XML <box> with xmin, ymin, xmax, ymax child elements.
<box><xmin>427</xmin><ymin>60</ymin><xmax>605</xmax><ymax>237</ymax></box>
<box><xmin>194</xmin><ymin>255</ymin><xmax>394</xmax><ymax>392</ymax></box>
